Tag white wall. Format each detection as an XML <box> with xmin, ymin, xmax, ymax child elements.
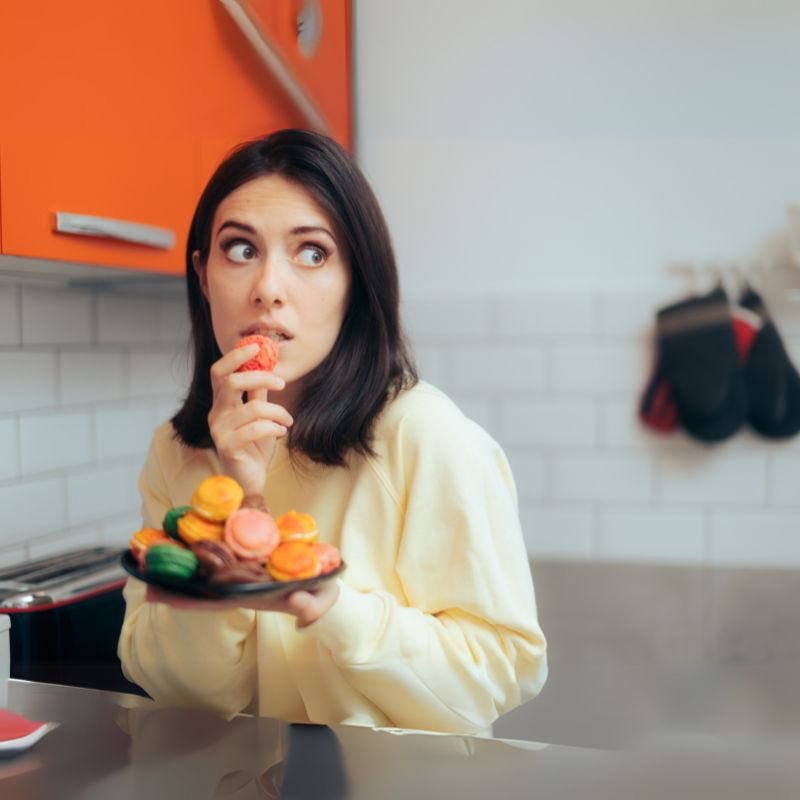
<box><xmin>354</xmin><ymin>0</ymin><xmax>800</xmax><ymax>566</ymax></box>
<box><xmin>353</xmin><ymin>0</ymin><xmax>800</xmax><ymax>293</ymax></box>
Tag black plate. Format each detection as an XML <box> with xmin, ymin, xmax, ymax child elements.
<box><xmin>120</xmin><ymin>550</ymin><xmax>345</xmax><ymax>599</ymax></box>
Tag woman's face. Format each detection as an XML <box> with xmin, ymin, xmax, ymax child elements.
<box><xmin>194</xmin><ymin>174</ymin><xmax>351</xmax><ymax>409</ymax></box>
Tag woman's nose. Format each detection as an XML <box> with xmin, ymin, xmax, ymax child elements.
<box><xmin>250</xmin><ymin>255</ymin><xmax>287</xmax><ymax>307</ymax></box>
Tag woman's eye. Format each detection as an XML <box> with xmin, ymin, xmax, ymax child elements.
<box><xmin>296</xmin><ymin>245</ymin><xmax>327</xmax><ymax>268</ymax></box>
<box><xmin>225</xmin><ymin>241</ymin><xmax>257</xmax><ymax>263</ymax></box>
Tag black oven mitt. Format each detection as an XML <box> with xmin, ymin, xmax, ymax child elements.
<box><xmin>656</xmin><ymin>286</ymin><xmax>747</xmax><ymax>442</ymax></box>
<box><xmin>740</xmin><ymin>287</ymin><xmax>800</xmax><ymax>438</ymax></box>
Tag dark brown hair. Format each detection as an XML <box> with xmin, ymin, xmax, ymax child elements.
<box><xmin>171</xmin><ymin>129</ymin><xmax>417</xmax><ymax>466</ymax></box>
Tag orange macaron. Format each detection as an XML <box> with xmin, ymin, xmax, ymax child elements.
<box><xmin>191</xmin><ymin>475</ymin><xmax>244</xmax><ymax>522</ymax></box>
<box><xmin>236</xmin><ymin>334</ymin><xmax>279</xmax><ymax>372</ymax></box>
<box><xmin>267</xmin><ymin>541</ymin><xmax>322</xmax><ymax>582</ymax></box>
<box><xmin>275</xmin><ymin>510</ymin><xmax>319</xmax><ymax>543</ymax></box>
<box><xmin>129</xmin><ymin>527</ymin><xmax>173</xmax><ymax>568</ymax></box>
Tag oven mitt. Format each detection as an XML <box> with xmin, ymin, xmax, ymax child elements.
<box><xmin>639</xmin><ymin>362</ymin><xmax>679</xmax><ymax>432</ymax></box>
<box><xmin>640</xmin><ymin>304</ymin><xmax>759</xmax><ymax>434</ymax></box>
<box><xmin>656</xmin><ymin>285</ymin><xmax>747</xmax><ymax>442</ymax></box>
<box><xmin>739</xmin><ymin>286</ymin><xmax>800</xmax><ymax>438</ymax></box>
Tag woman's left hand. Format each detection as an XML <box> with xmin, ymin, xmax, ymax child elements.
<box><xmin>145</xmin><ymin>579</ymin><xmax>340</xmax><ymax>628</ymax></box>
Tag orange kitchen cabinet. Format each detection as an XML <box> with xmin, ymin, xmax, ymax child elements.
<box><xmin>272</xmin><ymin>0</ymin><xmax>353</xmax><ymax>147</ymax></box>
<box><xmin>0</xmin><ymin>1</ymin><xmax>351</xmax><ymax>276</ymax></box>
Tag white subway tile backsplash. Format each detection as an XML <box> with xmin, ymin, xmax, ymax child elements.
<box><xmin>553</xmin><ymin>343</ymin><xmax>650</xmax><ymax>394</ymax></box>
<box><xmin>520</xmin><ymin>506</ymin><xmax>595</xmax><ymax>560</ymax></box>
<box><xmin>95</xmin><ymin>405</ymin><xmax>153</xmax><ymax>461</ymax></box>
<box><xmin>555</xmin><ymin>454</ymin><xmax>653</xmax><ymax>502</ymax></box>
<box><xmin>20</xmin><ymin>411</ymin><xmax>93</xmax><ymax>475</ymax></box>
<box><xmin>505</xmin><ymin>451</ymin><xmax>547</xmax><ymax>500</ymax></box>
<box><xmin>66</xmin><ymin>463</ymin><xmax>139</xmax><ymax>528</ymax></box>
<box><xmin>0</xmin><ymin>352</ymin><xmax>58</xmax><ymax>414</ymax></box>
<box><xmin>27</xmin><ymin>526</ymin><xmax>104</xmax><ymax>560</ymax></box>
<box><xmin>600</xmin><ymin>509</ymin><xmax>705</xmax><ymax>565</ymax></box>
<box><xmin>709</xmin><ymin>512</ymin><xmax>800</xmax><ymax>567</ymax></box>
<box><xmin>128</xmin><ymin>350</ymin><xmax>190</xmax><ymax>399</ymax></box>
<box><xmin>413</xmin><ymin>347</ymin><xmax>450</xmax><ymax>388</ymax></box>
<box><xmin>21</xmin><ymin>285</ymin><xmax>94</xmax><ymax>345</ymax></box>
<box><xmin>597</xmin><ymin>290</ymin><xmax>664</xmax><ymax>340</ymax></box>
<box><xmin>655</xmin><ymin>452</ymin><xmax>767</xmax><ymax>505</ymax></box>
<box><xmin>156</xmin><ymin>297</ymin><xmax>190</xmax><ymax>344</ymax></box>
<box><xmin>0</xmin><ymin>419</ymin><xmax>18</xmax><ymax>481</ymax></box>
<box><xmin>500</xmin><ymin>399</ymin><xmax>596</xmax><ymax>446</ymax></box>
<box><xmin>0</xmin><ymin>545</ymin><xmax>27</xmax><ymax>569</ymax></box>
<box><xmin>97</xmin><ymin>293</ymin><xmax>160</xmax><ymax>344</ymax></box>
<box><xmin>0</xmin><ymin>477</ymin><xmax>65</xmax><ymax>546</ymax></box>
<box><xmin>60</xmin><ymin>351</ymin><xmax>126</xmax><ymax>405</ymax></box>
<box><xmin>99</xmin><ymin>512</ymin><xmax>143</xmax><ymax>547</ymax></box>
<box><xmin>151</xmin><ymin>403</ymin><xmax>180</xmax><ymax>429</ymax></box>
<box><xmin>0</xmin><ymin>284</ymin><xmax>20</xmax><ymax>344</ymax></box>
<box><xmin>403</xmin><ymin>294</ymin><xmax>489</xmax><ymax>342</ymax></box>
<box><xmin>769</xmin><ymin>456</ymin><xmax>800</xmax><ymax>506</ymax></box>
<box><xmin>451</xmin><ymin>395</ymin><xmax>495</xmax><ymax>433</ymax></box>
<box><xmin>495</xmin><ymin>293</ymin><xmax>595</xmax><ymax>339</ymax></box>
<box><xmin>0</xmin><ymin>279</ymin><xmax>798</xmax><ymax>569</ymax></box>
<box><xmin>451</xmin><ymin>345</ymin><xmax>547</xmax><ymax>392</ymax></box>
<box><xmin>601</xmin><ymin>397</ymin><xmax>655</xmax><ymax>447</ymax></box>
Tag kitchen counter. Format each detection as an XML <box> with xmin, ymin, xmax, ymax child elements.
<box><xmin>3</xmin><ymin>679</ymin><xmax>799</xmax><ymax>799</ymax></box>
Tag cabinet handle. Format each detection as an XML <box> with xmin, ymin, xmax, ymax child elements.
<box><xmin>219</xmin><ymin>0</ymin><xmax>331</xmax><ymax>135</ymax></box>
<box><xmin>52</xmin><ymin>212</ymin><xmax>176</xmax><ymax>250</ymax></box>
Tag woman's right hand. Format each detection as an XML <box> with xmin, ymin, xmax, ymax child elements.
<box><xmin>207</xmin><ymin>343</ymin><xmax>293</xmax><ymax>498</ymax></box>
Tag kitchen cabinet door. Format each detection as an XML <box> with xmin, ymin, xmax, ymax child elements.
<box><xmin>272</xmin><ymin>0</ymin><xmax>352</xmax><ymax>147</ymax></box>
<box><xmin>0</xmin><ymin>1</ymin><xmax>351</xmax><ymax>275</ymax></box>
<box><xmin>0</xmin><ymin>136</ymin><xmax>196</xmax><ymax>275</ymax></box>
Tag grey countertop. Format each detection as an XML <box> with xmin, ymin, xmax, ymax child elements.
<box><xmin>3</xmin><ymin>679</ymin><xmax>799</xmax><ymax>799</ymax></box>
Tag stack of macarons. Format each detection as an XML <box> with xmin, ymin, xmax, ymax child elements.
<box><xmin>127</xmin><ymin>475</ymin><xmax>342</xmax><ymax>586</ymax></box>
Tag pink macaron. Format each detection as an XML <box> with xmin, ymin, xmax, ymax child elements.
<box><xmin>223</xmin><ymin>508</ymin><xmax>280</xmax><ymax>561</ymax></box>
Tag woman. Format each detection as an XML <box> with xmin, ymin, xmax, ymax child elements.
<box><xmin>118</xmin><ymin>129</ymin><xmax>547</xmax><ymax>733</ymax></box>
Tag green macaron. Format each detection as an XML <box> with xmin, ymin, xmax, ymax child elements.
<box><xmin>145</xmin><ymin>544</ymin><xmax>198</xmax><ymax>580</ymax></box>
<box><xmin>162</xmin><ymin>506</ymin><xmax>192</xmax><ymax>540</ymax></box>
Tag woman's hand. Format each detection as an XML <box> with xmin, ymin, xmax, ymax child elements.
<box><xmin>145</xmin><ymin>580</ymin><xmax>340</xmax><ymax>628</ymax></box>
<box><xmin>207</xmin><ymin>344</ymin><xmax>293</xmax><ymax>497</ymax></box>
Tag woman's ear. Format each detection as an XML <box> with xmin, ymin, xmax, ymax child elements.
<box><xmin>192</xmin><ymin>251</ymin><xmax>209</xmax><ymax>299</ymax></box>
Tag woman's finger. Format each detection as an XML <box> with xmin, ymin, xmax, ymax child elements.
<box><xmin>224</xmin><ymin>419</ymin><xmax>289</xmax><ymax>450</ymax></box>
<box><xmin>234</xmin><ymin>400</ymin><xmax>293</xmax><ymax>428</ymax></box>
<box><xmin>210</xmin><ymin>343</ymin><xmax>259</xmax><ymax>387</ymax></box>
<box><xmin>226</xmin><ymin>371</ymin><xmax>286</xmax><ymax>395</ymax></box>
<box><xmin>214</xmin><ymin>366</ymin><xmax>286</xmax><ymax>410</ymax></box>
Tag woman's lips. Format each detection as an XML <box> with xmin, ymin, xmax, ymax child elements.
<box><xmin>240</xmin><ymin>328</ymin><xmax>292</xmax><ymax>345</ymax></box>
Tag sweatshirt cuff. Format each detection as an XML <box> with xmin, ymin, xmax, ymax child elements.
<box><xmin>298</xmin><ymin>580</ymin><xmax>389</xmax><ymax>664</ymax></box>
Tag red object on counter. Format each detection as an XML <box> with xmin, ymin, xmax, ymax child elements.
<box><xmin>0</xmin><ymin>708</ymin><xmax>50</xmax><ymax>743</ymax></box>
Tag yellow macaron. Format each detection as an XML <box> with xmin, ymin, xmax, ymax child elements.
<box><xmin>177</xmin><ymin>510</ymin><xmax>225</xmax><ymax>545</ymax></box>
<box><xmin>191</xmin><ymin>475</ymin><xmax>244</xmax><ymax>522</ymax></box>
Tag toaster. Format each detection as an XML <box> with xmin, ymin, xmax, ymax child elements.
<box><xmin>0</xmin><ymin>546</ymin><xmax>144</xmax><ymax>695</ymax></box>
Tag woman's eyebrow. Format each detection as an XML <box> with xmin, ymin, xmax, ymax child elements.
<box><xmin>291</xmin><ymin>225</ymin><xmax>336</xmax><ymax>241</ymax></box>
<box><xmin>216</xmin><ymin>220</ymin><xmax>257</xmax><ymax>237</ymax></box>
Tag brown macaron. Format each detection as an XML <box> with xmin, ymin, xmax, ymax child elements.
<box><xmin>191</xmin><ymin>539</ymin><xmax>237</xmax><ymax>577</ymax></box>
<box><xmin>209</xmin><ymin>562</ymin><xmax>273</xmax><ymax>584</ymax></box>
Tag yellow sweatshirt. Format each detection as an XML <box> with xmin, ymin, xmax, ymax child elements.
<box><xmin>118</xmin><ymin>381</ymin><xmax>547</xmax><ymax>733</ymax></box>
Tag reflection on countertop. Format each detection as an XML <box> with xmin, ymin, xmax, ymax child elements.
<box><xmin>3</xmin><ymin>679</ymin><xmax>800</xmax><ymax>800</ymax></box>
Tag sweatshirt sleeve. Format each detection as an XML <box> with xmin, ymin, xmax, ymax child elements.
<box><xmin>301</xmin><ymin>401</ymin><xmax>548</xmax><ymax>733</ymax></box>
<box><xmin>117</xmin><ymin>425</ymin><xmax>258</xmax><ymax>718</ymax></box>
